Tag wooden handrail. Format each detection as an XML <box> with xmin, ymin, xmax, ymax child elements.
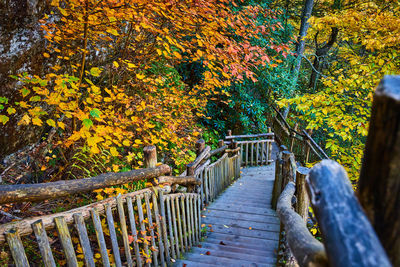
<box><xmin>308</xmin><ymin>160</ymin><xmax>391</xmax><ymax>266</ymax></box>
<box><xmin>225</xmin><ymin>133</ymin><xmax>274</xmax><ymax>140</ymax></box>
<box><xmin>0</xmin><ymin>165</ymin><xmax>171</xmax><ymax>205</ymax></box>
<box><xmin>0</xmin><ymin>187</ymin><xmax>161</xmax><ymax>243</ymax></box>
<box><xmin>302</xmin><ymin>130</ymin><xmax>329</xmax><ymax>159</ymax></box>
<box><xmin>277</xmin><ymin>182</ymin><xmax>328</xmax><ymax>267</ymax></box>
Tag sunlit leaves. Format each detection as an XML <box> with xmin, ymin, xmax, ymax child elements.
<box><xmin>90</xmin><ymin>67</ymin><xmax>102</xmax><ymax>77</ymax></box>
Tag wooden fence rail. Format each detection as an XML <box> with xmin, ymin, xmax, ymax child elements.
<box><xmin>0</xmin><ymin>135</ymin><xmax>242</xmax><ymax>266</ymax></box>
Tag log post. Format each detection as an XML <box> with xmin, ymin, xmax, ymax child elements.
<box><xmin>218</xmin><ymin>139</ymin><xmax>224</xmax><ymax>148</ymax></box>
<box><xmin>303</xmin><ymin>129</ymin><xmax>312</xmax><ymax>164</ymax></box>
<box><xmin>272</xmin><ymin>151</ymin><xmax>283</xmax><ymax>210</ymax></box>
<box><xmin>268</xmin><ymin>127</ymin><xmax>273</xmax><ymax>161</ymax></box>
<box><xmin>295</xmin><ymin>167</ymin><xmax>310</xmax><ymax>222</ymax></box>
<box><xmin>144</xmin><ymin>145</ymin><xmax>157</xmax><ymax>168</ymax></box>
<box><xmin>308</xmin><ymin>160</ymin><xmax>391</xmax><ymax>266</ymax></box>
<box><xmin>281</xmin><ymin>151</ymin><xmax>294</xmax><ymax>191</ymax></box>
<box><xmin>290</xmin><ymin>123</ymin><xmax>298</xmax><ymax>151</ymax></box>
<box><xmin>195</xmin><ymin>139</ymin><xmax>206</xmax><ymax>156</ymax></box>
<box><xmin>358</xmin><ymin>75</ymin><xmax>400</xmax><ymax>266</ymax></box>
<box><xmin>227</xmin><ymin>130</ymin><xmax>232</xmax><ymax>137</ymax></box>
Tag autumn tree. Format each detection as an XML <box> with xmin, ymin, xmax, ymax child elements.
<box><xmin>279</xmin><ymin>0</ymin><xmax>400</xmax><ymax>180</ymax></box>
<box><xmin>0</xmin><ymin>0</ymin><xmax>288</xmax><ymax>178</ymax></box>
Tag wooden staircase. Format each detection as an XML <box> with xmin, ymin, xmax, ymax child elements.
<box><xmin>174</xmin><ymin>164</ymin><xmax>279</xmax><ymax>266</ymax></box>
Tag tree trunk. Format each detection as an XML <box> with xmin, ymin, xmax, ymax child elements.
<box><xmin>309</xmin><ymin>28</ymin><xmax>339</xmax><ymax>89</ymax></box>
<box><xmin>293</xmin><ymin>0</ymin><xmax>315</xmax><ymax>74</ymax></box>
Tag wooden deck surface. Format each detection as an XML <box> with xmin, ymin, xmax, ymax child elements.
<box><xmin>174</xmin><ymin>162</ymin><xmax>279</xmax><ymax>266</ymax></box>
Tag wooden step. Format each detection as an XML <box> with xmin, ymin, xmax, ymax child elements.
<box><xmin>188</xmin><ymin>247</ymin><xmax>276</xmax><ymax>265</ymax></box>
<box><xmin>183</xmin><ymin>247</ymin><xmax>273</xmax><ymax>267</ymax></box>
<box><xmin>202</xmin><ymin>216</ymin><xmax>280</xmax><ymax>231</ymax></box>
<box><xmin>206</xmin><ymin>205</ymin><xmax>274</xmax><ymax>215</ymax></box>
<box><xmin>201</xmin><ymin>210</ymin><xmax>279</xmax><ymax>224</ymax></box>
<box><xmin>173</xmin><ymin>259</ymin><xmax>219</xmax><ymax>267</ymax></box>
<box><xmin>204</xmin><ymin>237</ymin><xmax>277</xmax><ymax>253</ymax></box>
<box><xmin>199</xmin><ymin>241</ymin><xmax>275</xmax><ymax>258</ymax></box>
<box><xmin>207</xmin><ymin>224</ymin><xmax>279</xmax><ymax>240</ymax></box>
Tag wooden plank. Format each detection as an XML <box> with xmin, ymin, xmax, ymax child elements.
<box><xmin>174</xmin><ymin>259</ymin><xmax>219</xmax><ymax>267</ymax></box>
<box><xmin>116</xmin><ymin>195</ymin><xmax>133</xmax><ymax>267</ymax></box>
<box><xmin>185</xmin><ymin>195</ymin><xmax>192</xmax><ymax>248</ymax></box>
<box><xmin>189</xmin><ymin>195</ymin><xmax>196</xmax><ymax>245</ymax></box>
<box><xmin>6</xmin><ymin>229</ymin><xmax>30</xmax><ymax>267</ymax></box>
<box><xmin>201</xmin><ymin>241</ymin><xmax>278</xmax><ymax>257</ymax></box>
<box><xmin>185</xmin><ymin>248</ymin><xmax>271</xmax><ymax>267</ymax></box>
<box><xmin>245</xmin><ymin>143</ymin><xmax>248</xmax><ymax>166</ymax></box>
<box><xmin>165</xmin><ymin>196</ymin><xmax>176</xmax><ymax>259</ymax></box>
<box><xmin>189</xmin><ymin>246</ymin><xmax>275</xmax><ymax>265</ymax></box>
<box><xmin>251</xmin><ymin>142</ymin><xmax>254</xmax><ymax>166</ymax></box>
<box><xmin>201</xmin><ymin>210</ymin><xmax>279</xmax><ymax>224</ymax></box>
<box><xmin>206</xmin><ymin>205</ymin><xmax>275</xmax><ymax>216</ymax></box>
<box><xmin>151</xmin><ymin>193</ymin><xmax>165</xmax><ymax>265</ymax></box>
<box><xmin>105</xmin><ymin>204</ymin><xmax>122</xmax><ymax>267</ymax></box>
<box><xmin>73</xmin><ymin>213</ymin><xmax>95</xmax><ymax>267</ymax></box>
<box><xmin>205</xmin><ymin>232</ymin><xmax>278</xmax><ymax>248</ymax></box>
<box><xmin>199</xmin><ymin>241</ymin><xmax>275</xmax><ymax>258</ymax></box>
<box><xmin>126</xmin><ymin>197</ymin><xmax>142</xmax><ymax>266</ymax></box>
<box><xmin>256</xmin><ymin>142</ymin><xmax>259</xmax><ymax>167</ymax></box>
<box><xmin>170</xmin><ymin>195</ymin><xmax>180</xmax><ymax>258</ymax></box>
<box><xmin>144</xmin><ymin>193</ymin><xmax>157</xmax><ymax>266</ymax></box>
<box><xmin>0</xmin><ymin>165</ymin><xmax>171</xmax><ymax>205</ymax></box>
<box><xmin>175</xmin><ymin>196</ymin><xmax>184</xmax><ymax>253</ymax></box>
<box><xmin>206</xmin><ymin>224</ymin><xmax>279</xmax><ymax>240</ymax></box>
<box><xmin>202</xmin><ymin>217</ymin><xmax>280</xmax><ymax>232</ymax></box>
<box><xmin>91</xmin><ymin>209</ymin><xmax>110</xmax><ymax>266</ymax></box>
<box><xmin>54</xmin><ymin>216</ymin><xmax>78</xmax><ymax>267</ymax></box>
<box><xmin>136</xmin><ymin>195</ymin><xmax>150</xmax><ymax>265</ymax></box>
<box><xmin>158</xmin><ymin>191</ymin><xmax>170</xmax><ymax>263</ymax></box>
<box><xmin>180</xmin><ymin>195</ymin><xmax>188</xmax><ymax>252</ymax></box>
<box><xmin>32</xmin><ymin>220</ymin><xmax>56</xmax><ymax>267</ymax></box>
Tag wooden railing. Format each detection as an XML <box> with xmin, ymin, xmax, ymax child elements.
<box><xmin>0</xmin><ymin>137</ymin><xmax>241</xmax><ymax>266</ymax></box>
<box><xmin>272</xmin><ymin>76</ymin><xmax>399</xmax><ymax>267</ymax></box>
<box><xmin>225</xmin><ymin>131</ymin><xmax>274</xmax><ymax>166</ymax></box>
<box><xmin>269</xmin><ymin>104</ymin><xmax>328</xmax><ymax>164</ymax></box>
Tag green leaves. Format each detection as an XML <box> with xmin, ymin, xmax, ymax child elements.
<box><xmin>0</xmin><ymin>115</ymin><xmax>9</xmax><ymax>124</ymax></box>
<box><xmin>90</xmin><ymin>67</ymin><xmax>102</xmax><ymax>77</ymax></box>
<box><xmin>83</xmin><ymin>118</ymin><xmax>93</xmax><ymax>129</ymax></box>
<box><xmin>90</xmin><ymin>108</ymin><xmax>101</xmax><ymax>118</ymax></box>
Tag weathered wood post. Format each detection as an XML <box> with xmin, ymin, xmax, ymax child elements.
<box><xmin>218</xmin><ymin>139</ymin><xmax>224</xmax><ymax>148</ymax></box>
<box><xmin>281</xmin><ymin>151</ymin><xmax>294</xmax><ymax>192</ymax></box>
<box><xmin>358</xmin><ymin>75</ymin><xmax>400</xmax><ymax>266</ymax></box>
<box><xmin>302</xmin><ymin>129</ymin><xmax>312</xmax><ymax>164</ymax></box>
<box><xmin>268</xmin><ymin>126</ymin><xmax>272</xmax><ymax>162</ymax></box>
<box><xmin>295</xmin><ymin>167</ymin><xmax>309</xmax><ymax>222</ymax></box>
<box><xmin>308</xmin><ymin>160</ymin><xmax>391</xmax><ymax>266</ymax></box>
<box><xmin>227</xmin><ymin>130</ymin><xmax>232</xmax><ymax>137</ymax></box>
<box><xmin>144</xmin><ymin>145</ymin><xmax>157</xmax><ymax>168</ymax></box>
<box><xmin>195</xmin><ymin>139</ymin><xmax>205</xmax><ymax>156</ymax></box>
<box><xmin>290</xmin><ymin>123</ymin><xmax>298</xmax><ymax>152</ymax></box>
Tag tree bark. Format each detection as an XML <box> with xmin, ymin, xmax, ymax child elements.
<box><xmin>309</xmin><ymin>27</ymin><xmax>339</xmax><ymax>89</ymax></box>
<box><xmin>294</xmin><ymin>0</ymin><xmax>315</xmax><ymax>74</ymax></box>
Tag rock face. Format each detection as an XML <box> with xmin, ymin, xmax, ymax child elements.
<box><xmin>0</xmin><ymin>0</ymin><xmax>51</xmax><ymax>159</ymax></box>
